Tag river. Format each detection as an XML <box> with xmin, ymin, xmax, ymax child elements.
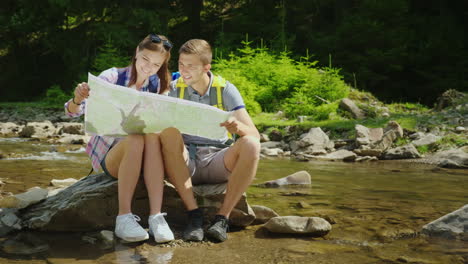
<box><xmin>0</xmin><ymin>137</ymin><xmax>467</xmax><ymax>264</ymax></box>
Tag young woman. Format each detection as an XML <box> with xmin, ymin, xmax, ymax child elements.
<box><xmin>65</xmin><ymin>34</ymin><xmax>174</xmax><ymax>243</ymax></box>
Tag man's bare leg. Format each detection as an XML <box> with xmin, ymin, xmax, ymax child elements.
<box><xmin>206</xmin><ymin>136</ymin><xmax>260</xmax><ymax>242</ymax></box>
<box><xmin>159</xmin><ymin>127</ymin><xmax>198</xmax><ymax>210</ymax></box>
<box><xmin>218</xmin><ymin>136</ymin><xmax>260</xmax><ymax>217</ymax></box>
<box><xmin>160</xmin><ymin>127</ymin><xmax>204</xmax><ymax>241</ymax></box>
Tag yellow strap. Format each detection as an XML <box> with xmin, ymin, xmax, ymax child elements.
<box><xmin>179</xmin><ymin>86</ymin><xmax>185</xmax><ymax>99</ymax></box>
<box><xmin>213</xmin><ymin>75</ymin><xmax>226</xmax><ymax>110</ymax></box>
<box><xmin>216</xmin><ymin>85</ymin><xmax>222</xmax><ymax>109</ymax></box>
<box><xmin>176</xmin><ymin>77</ymin><xmax>187</xmax><ymax>99</ymax></box>
<box><xmin>176</xmin><ymin>77</ymin><xmax>188</xmax><ymax>89</ymax></box>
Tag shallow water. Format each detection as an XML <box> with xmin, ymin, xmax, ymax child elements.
<box><xmin>0</xmin><ymin>138</ymin><xmax>467</xmax><ymax>264</ymax></box>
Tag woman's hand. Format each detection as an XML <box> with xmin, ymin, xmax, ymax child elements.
<box><xmin>74</xmin><ymin>82</ymin><xmax>90</xmax><ymax>103</ymax></box>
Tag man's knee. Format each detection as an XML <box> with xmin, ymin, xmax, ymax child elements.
<box><xmin>160</xmin><ymin>127</ymin><xmax>185</xmax><ymax>156</ymax></box>
<box><xmin>160</xmin><ymin>127</ymin><xmax>182</xmax><ymax>144</ymax></box>
<box><xmin>237</xmin><ymin>136</ymin><xmax>261</xmax><ymax>159</ymax></box>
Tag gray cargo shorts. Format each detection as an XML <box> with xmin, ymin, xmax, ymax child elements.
<box><xmin>186</xmin><ymin>146</ymin><xmax>231</xmax><ymax>185</ymax></box>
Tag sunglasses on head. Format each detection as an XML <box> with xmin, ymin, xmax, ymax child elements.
<box><xmin>150</xmin><ymin>34</ymin><xmax>172</xmax><ymax>50</ymax></box>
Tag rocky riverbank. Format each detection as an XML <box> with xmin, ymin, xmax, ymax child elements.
<box><xmin>1</xmin><ymin>91</ymin><xmax>467</xmax><ymax>168</ymax></box>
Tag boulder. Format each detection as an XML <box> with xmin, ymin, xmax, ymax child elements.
<box><xmin>57</xmin><ymin>122</ymin><xmax>84</xmax><ymax>135</ymax></box>
<box><xmin>297</xmin><ymin>127</ymin><xmax>334</xmax><ymax>151</ymax></box>
<box><xmin>433</xmin><ymin>149</ymin><xmax>468</xmax><ymax>169</ymax></box>
<box><xmin>373</xmin><ymin>121</ymin><xmax>403</xmax><ymax>151</ymax></box>
<box><xmin>354</xmin><ymin>121</ymin><xmax>402</xmax><ymax>157</ymax></box>
<box><xmin>268</xmin><ymin>129</ymin><xmax>283</xmax><ymax>142</ymax></box>
<box><xmin>0</xmin><ymin>208</ymin><xmax>22</xmax><ymax>236</ymax></box>
<box><xmin>339</xmin><ymin>98</ymin><xmax>365</xmax><ymax>119</ymax></box>
<box><xmin>311</xmin><ymin>149</ymin><xmax>357</xmax><ymax>162</ymax></box>
<box><xmin>381</xmin><ymin>144</ymin><xmax>421</xmax><ymax>160</ymax></box>
<box><xmin>260</xmin><ymin>141</ymin><xmax>282</xmax><ymax>149</ymax></box>
<box><xmin>18</xmin><ymin>126</ymin><xmax>35</xmax><ymax>138</ymax></box>
<box><xmin>411</xmin><ymin>134</ymin><xmax>440</xmax><ymax>147</ymax></box>
<box><xmin>422</xmin><ymin>204</ymin><xmax>468</xmax><ymax>240</ymax></box>
<box><xmin>24</xmin><ymin>121</ymin><xmax>56</xmax><ymax>139</ymax></box>
<box><xmin>353</xmin><ymin>147</ymin><xmax>383</xmax><ymax>157</ymax></box>
<box><xmin>259</xmin><ymin>133</ymin><xmax>270</xmax><ymax>143</ymax></box>
<box><xmin>0</xmin><ymin>122</ymin><xmax>22</xmax><ymax>137</ymax></box>
<box><xmin>261</xmin><ymin>147</ymin><xmax>283</xmax><ymax>156</ymax></box>
<box><xmin>251</xmin><ymin>205</ymin><xmax>280</xmax><ymax>225</ymax></box>
<box><xmin>19</xmin><ymin>173</ymin><xmax>255</xmax><ymax>231</ymax></box>
<box><xmin>355</xmin><ymin>125</ymin><xmax>383</xmax><ymax>146</ymax></box>
<box><xmin>435</xmin><ymin>89</ymin><xmax>466</xmax><ymax>111</ymax></box>
<box><xmin>257</xmin><ymin>171</ymin><xmax>311</xmax><ymax>187</ymax></box>
<box><xmin>264</xmin><ymin>216</ymin><xmax>331</xmax><ymax>236</ymax></box>
<box><xmin>0</xmin><ymin>187</ymin><xmax>48</xmax><ymax>209</ymax></box>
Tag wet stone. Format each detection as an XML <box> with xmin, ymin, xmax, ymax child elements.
<box><xmin>1</xmin><ymin>232</ymin><xmax>49</xmax><ymax>255</ymax></box>
<box><xmin>251</xmin><ymin>205</ymin><xmax>279</xmax><ymax>225</ymax></box>
<box><xmin>257</xmin><ymin>170</ymin><xmax>311</xmax><ymax>187</ymax></box>
<box><xmin>264</xmin><ymin>216</ymin><xmax>332</xmax><ymax>236</ymax></box>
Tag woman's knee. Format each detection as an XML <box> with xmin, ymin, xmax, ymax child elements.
<box><xmin>125</xmin><ymin>134</ymin><xmax>145</xmax><ymax>152</ymax></box>
<box><xmin>144</xmin><ymin>133</ymin><xmax>160</xmax><ymax>146</ymax></box>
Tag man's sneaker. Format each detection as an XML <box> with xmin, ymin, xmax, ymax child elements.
<box><xmin>115</xmin><ymin>214</ymin><xmax>149</xmax><ymax>242</ymax></box>
<box><xmin>206</xmin><ymin>215</ymin><xmax>229</xmax><ymax>242</ymax></box>
<box><xmin>148</xmin><ymin>213</ymin><xmax>174</xmax><ymax>243</ymax></box>
<box><xmin>183</xmin><ymin>208</ymin><xmax>204</xmax><ymax>241</ymax></box>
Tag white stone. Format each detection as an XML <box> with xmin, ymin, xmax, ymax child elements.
<box><xmin>259</xmin><ymin>171</ymin><xmax>311</xmax><ymax>187</ymax></box>
<box><xmin>264</xmin><ymin>216</ymin><xmax>331</xmax><ymax>236</ymax></box>
<box><xmin>261</xmin><ymin>141</ymin><xmax>282</xmax><ymax>148</ymax></box>
<box><xmin>100</xmin><ymin>230</ymin><xmax>114</xmax><ymax>243</ymax></box>
<box><xmin>312</xmin><ymin>149</ymin><xmax>357</xmax><ymax>161</ymax></box>
<box><xmin>50</xmin><ymin>178</ymin><xmax>78</xmax><ymax>188</ymax></box>
<box><xmin>412</xmin><ymin>134</ymin><xmax>440</xmax><ymax>147</ymax></box>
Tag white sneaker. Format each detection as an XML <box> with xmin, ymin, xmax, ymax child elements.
<box><xmin>115</xmin><ymin>214</ymin><xmax>149</xmax><ymax>242</ymax></box>
<box><xmin>148</xmin><ymin>213</ymin><xmax>174</xmax><ymax>243</ymax></box>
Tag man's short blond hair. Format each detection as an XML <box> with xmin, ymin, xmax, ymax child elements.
<box><xmin>179</xmin><ymin>39</ymin><xmax>212</xmax><ymax>65</ymax></box>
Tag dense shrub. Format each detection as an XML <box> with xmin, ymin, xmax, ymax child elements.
<box><xmin>213</xmin><ymin>40</ymin><xmax>350</xmax><ymax>118</ymax></box>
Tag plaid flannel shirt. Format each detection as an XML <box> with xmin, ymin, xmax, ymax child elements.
<box><xmin>64</xmin><ymin>67</ymin><xmax>154</xmax><ymax>172</ymax></box>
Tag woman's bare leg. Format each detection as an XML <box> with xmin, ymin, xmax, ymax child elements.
<box><xmin>142</xmin><ymin>133</ymin><xmax>165</xmax><ymax>215</ymax></box>
<box><xmin>104</xmin><ymin>134</ymin><xmax>145</xmax><ymax>215</ymax></box>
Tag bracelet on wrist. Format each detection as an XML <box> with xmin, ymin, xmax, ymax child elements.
<box><xmin>72</xmin><ymin>97</ymin><xmax>81</xmax><ymax>105</ymax></box>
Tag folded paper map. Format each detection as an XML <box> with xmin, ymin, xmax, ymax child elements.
<box><xmin>85</xmin><ymin>73</ymin><xmax>231</xmax><ymax>139</ymax></box>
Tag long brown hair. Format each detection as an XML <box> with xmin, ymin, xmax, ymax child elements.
<box><xmin>128</xmin><ymin>34</ymin><xmax>172</xmax><ymax>94</ymax></box>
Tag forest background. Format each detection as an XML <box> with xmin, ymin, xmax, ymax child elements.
<box><xmin>1</xmin><ymin>0</ymin><xmax>467</xmax><ymax>117</ymax></box>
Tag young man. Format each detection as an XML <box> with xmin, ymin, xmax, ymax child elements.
<box><xmin>159</xmin><ymin>39</ymin><xmax>261</xmax><ymax>242</ymax></box>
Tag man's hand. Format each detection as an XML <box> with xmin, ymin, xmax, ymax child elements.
<box><xmin>220</xmin><ymin>116</ymin><xmax>241</xmax><ymax>135</ymax></box>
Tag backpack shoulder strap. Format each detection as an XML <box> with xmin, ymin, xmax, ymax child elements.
<box><xmin>175</xmin><ymin>76</ymin><xmax>190</xmax><ymax>100</ymax></box>
<box><xmin>116</xmin><ymin>68</ymin><xmax>127</xmax><ymax>86</ymax></box>
<box><xmin>210</xmin><ymin>75</ymin><xmax>226</xmax><ymax>110</ymax></box>
<box><xmin>148</xmin><ymin>75</ymin><xmax>159</xmax><ymax>94</ymax></box>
